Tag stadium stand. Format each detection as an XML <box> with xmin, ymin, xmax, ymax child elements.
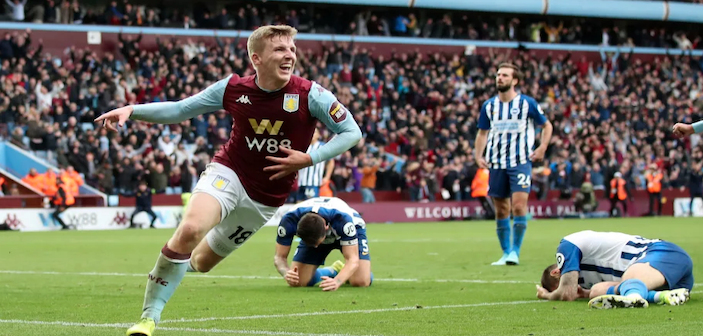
<box><xmin>0</xmin><ymin>0</ymin><xmax>702</xmax><ymax>210</ymax></box>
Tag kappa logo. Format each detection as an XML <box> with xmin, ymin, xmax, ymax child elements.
<box><xmin>236</xmin><ymin>95</ymin><xmax>252</xmax><ymax>105</ymax></box>
<box><xmin>112</xmin><ymin>212</ymin><xmax>129</xmax><ymax>226</ymax></box>
<box><xmin>212</xmin><ymin>175</ymin><xmax>230</xmax><ymax>190</ymax></box>
<box><xmin>283</xmin><ymin>93</ymin><xmax>299</xmax><ymax>113</ymax></box>
<box><xmin>5</xmin><ymin>214</ymin><xmax>23</xmax><ymax>229</ymax></box>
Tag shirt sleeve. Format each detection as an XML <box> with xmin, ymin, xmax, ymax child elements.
<box><xmin>331</xmin><ymin>211</ymin><xmax>358</xmax><ymax>246</ymax></box>
<box><xmin>556</xmin><ymin>239</ymin><xmax>582</xmax><ymax>274</ymax></box>
<box><xmin>526</xmin><ymin>97</ymin><xmax>548</xmax><ymax>126</ymax></box>
<box><xmin>129</xmin><ymin>74</ymin><xmax>231</xmax><ymax>124</ymax></box>
<box><xmin>307</xmin><ymin>82</ymin><xmax>362</xmax><ymax>165</ymax></box>
<box><xmin>478</xmin><ymin>100</ymin><xmax>491</xmax><ymax>130</ymax></box>
<box><xmin>275</xmin><ymin>211</ymin><xmax>300</xmax><ymax>246</ymax></box>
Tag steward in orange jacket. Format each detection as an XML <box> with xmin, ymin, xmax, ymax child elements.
<box><xmin>609</xmin><ymin>172</ymin><xmax>629</xmax><ymax>217</ymax></box>
<box><xmin>52</xmin><ymin>178</ymin><xmax>75</xmax><ymax>230</ymax></box>
<box><xmin>645</xmin><ymin>164</ymin><xmax>663</xmax><ymax>216</ymax></box>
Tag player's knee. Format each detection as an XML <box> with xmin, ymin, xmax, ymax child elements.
<box><xmin>349</xmin><ymin>278</ymin><xmax>371</xmax><ymax>287</ymax></box>
<box><xmin>172</xmin><ymin>222</ymin><xmax>205</xmax><ymax>248</ymax></box>
<box><xmin>512</xmin><ymin>201</ymin><xmax>528</xmax><ymax>216</ymax></box>
<box><xmin>494</xmin><ymin>200</ymin><xmax>511</xmax><ymax>218</ymax></box>
<box><xmin>190</xmin><ymin>258</ymin><xmax>214</xmax><ymax>273</ymax></box>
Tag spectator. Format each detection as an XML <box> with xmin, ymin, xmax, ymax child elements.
<box><xmin>3</xmin><ymin>0</ymin><xmax>26</xmax><ymax>21</ymax></box>
<box><xmin>360</xmin><ymin>156</ymin><xmax>379</xmax><ymax>203</ymax></box>
<box><xmin>22</xmin><ymin>168</ymin><xmax>45</xmax><ymax>193</ymax></box>
<box><xmin>130</xmin><ymin>180</ymin><xmax>156</xmax><ymax>228</ymax></box>
<box><xmin>574</xmin><ymin>181</ymin><xmax>599</xmax><ymax>216</ymax></box>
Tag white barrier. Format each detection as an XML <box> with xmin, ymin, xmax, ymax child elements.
<box><xmin>0</xmin><ymin>205</ymin><xmax>296</xmax><ymax>232</ymax></box>
<box><xmin>0</xmin><ymin>206</ymin><xmax>183</xmax><ymax>232</ymax></box>
<box><xmin>673</xmin><ymin>198</ymin><xmax>703</xmax><ymax>217</ymax></box>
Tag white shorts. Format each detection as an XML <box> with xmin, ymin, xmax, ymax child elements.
<box><xmin>192</xmin><ymin>162</ymin><xmax>279</xmax><ymax>257</ymax></box>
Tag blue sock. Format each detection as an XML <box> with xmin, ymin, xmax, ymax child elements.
<box><xmin>307</xmin><ymin>267</ymin><xmax>338</xmax><ymax>287</ymax></box>
<box><xmin>646</xmin><ymin>290</ymin><xmax>661</xmax><ymax>303</ymax></box>
<box><xmin>496</xmin><ymin>218</ymin><xmax>511</xmax><ymax>254</ymax></box>
<box><xmin>370</xmin><ymin>272</ymin><xmax>374</xmax><ymax>286</ymax></box>
<box><xmin>607</xmin><ymin>286</ymin><xmax>616</xmax><ymax>295</ymax></box>
<box><xmin>512</xmin><ymin>216</ymin><xmax>528</xmax><ymax>256</ymax></box>
<box><xmin>617</xmin><ymin>279</ymin><xmax>648</xmax><ymax>299</ymax></box>
<box><xmin>142</xmin><ymin>245</ymin><xmax>191</xmax><ymax>323</ymax></box>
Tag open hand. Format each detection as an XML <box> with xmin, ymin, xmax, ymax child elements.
<box><xmin>530</xmin><ymin>146</ymin><xmax>547</xmax><ymax>161</ymax></box>
<box><xmin>477</xmin><ymin>157</ymin><xmax>489</xmax><ymax>169</ymax></box>
<box><xmin>284</xmin><ymin>266</ymin><xmax>299</xmax><ymax>286</ymax></box>
<box><xmin>264</xmin><ymin>146</ymin><xmax>313</xmax><ymax>180</ymax></box>
<box><xmin>319</xmin><ymin>276</ymin><xmax>342</xmax><ymax>292</ymax></box>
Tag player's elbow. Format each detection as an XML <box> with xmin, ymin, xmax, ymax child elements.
<box><xmin>349</xmin><ymin>126</ymin><xmax>362</xmax><ymax>146</ymax></box>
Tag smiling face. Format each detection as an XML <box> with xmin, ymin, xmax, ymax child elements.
<box><xmin>248</xmin><ymin>25</ymin><xmax>298</xmax><ymax>89</ymax></box>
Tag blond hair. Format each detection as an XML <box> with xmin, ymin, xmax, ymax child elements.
<box><xmin>247</xmin><ymin>25</ymin><xmax>298</xmax><ymax>64</ymax></box>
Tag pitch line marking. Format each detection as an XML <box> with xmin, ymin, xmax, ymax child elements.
<box><xmin>0</xmin><ymin>319</ymin><xmax>373</xmax><ymax>336</ymax></box>
<box><xmin>160</xmin><ymin>300</ymin><xmax>544</xmax><ymax>324</ymax></box>
<box><xmin>0</xmin><ymin>270</ymin><xmax>533</xmax><ymax>284</ymax></box>
<box><xmin>4</xmin><ymin>270</ymin><xmax>703</xmax><ymax>287</ymax></box>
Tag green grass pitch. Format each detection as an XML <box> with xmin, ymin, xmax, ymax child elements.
<box><xmin>0</xmin><ymin>217</ymin><xmax>701</xmax><ymax>336</ymax></box>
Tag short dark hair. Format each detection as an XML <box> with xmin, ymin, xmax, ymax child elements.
<box><xmin>541</xmin><ymin>264</ymin><xmax>559</xmax><ymax>291</ymax></box>
<box><xmin>498</xmin><ymin>62</ymin><xmax>524</xmax><ymax>85</ymax></box>
<box><xmin>297</xmin><ymin>213</ymin><xmax>327</xmax><ymax>246</ymax></box>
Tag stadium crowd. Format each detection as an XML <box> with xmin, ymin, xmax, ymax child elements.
<box><xmin>2</xmin><ymin>1</ymin><xmax>703</xmax><ymax>49</ymax></box>
<box><xmin>0</xmin><ymin>7</ymin><xmax>703</xmax><ymax>202</ymax></box>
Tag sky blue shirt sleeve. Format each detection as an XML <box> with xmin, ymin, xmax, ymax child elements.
<box><xmin>526</xmin><ymin>97</ymin><xmax>548</xmax><ymax>126</ymax></box>
<box><xmin>693</xmin><ymin>120</ymin><xmax>703</xmax><ymax>134</ymax></box>
<box><xmin>276</xmin><ymin>211</ymin><xmax>301</xmax><ymax>246</ymax></box>
<box><xmin>478</xmin><ymin>100</ymin><xmax>491</xmax><ymax>130</ymax></box>
<box><xmin>307</xmin><ymin>82</ymin><xmax>362</xmax><ymax>165</ymax></box>
<box><xmin>556</xmin><ymin>239</ymin><xmax>582</xmax><ymax>274</ymax></box>
<box><xmin>129</xmin><ymin>74</ymin><xmax>231</xmax><ymax>124</ymax></box>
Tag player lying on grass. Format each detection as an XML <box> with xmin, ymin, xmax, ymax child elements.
<box><xmin>536</xmin><ymin>230</ymin><xmax>692</xmax><ymax>309</ymax></box>
<box><xmin>274</xmin><ymin>197</ymin><xmax>372</xmax><ymax>291</ymax></box>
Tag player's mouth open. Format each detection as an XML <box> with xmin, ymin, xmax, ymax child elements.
<box><xmin>280</xmin><ymin>65</ymin><xmax>292</xmax><ymax>73</ymax></box>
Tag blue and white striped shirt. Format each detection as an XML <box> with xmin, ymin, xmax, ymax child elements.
<box><xmin>556</xmin><ymin>230</ymin><xmax>662</xmax><ymax>289</ymax></box>
<box><xmin>477</xmin><ymin>94</ymin><xmax>547</xmax><ymax>169</ymax></box>
<box><xmin>298</xmin><ymin>141</ymin><xmax>326</xmax><ymax>187</ymax></box>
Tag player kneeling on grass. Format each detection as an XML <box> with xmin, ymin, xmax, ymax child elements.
<box><xmin>536</xmin><ymin>230</ymin><xmax>692</xmax><ymax>309</ymax></box>
<box><xmin>274</xmin><ymin>197</ymin><xmax>372</xmax><ymax>291</ymax></box>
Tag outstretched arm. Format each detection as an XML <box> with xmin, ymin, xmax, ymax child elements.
<box><xmin>129</xmin><ymin>75</ymin><xmax>231</xmax><ymax>124</ymax></box>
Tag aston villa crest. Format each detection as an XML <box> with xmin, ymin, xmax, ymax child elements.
<box><xmin>283</xmin><ymin>93</ymin><xmax>299</xmax><ymax>113</ymax></box>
